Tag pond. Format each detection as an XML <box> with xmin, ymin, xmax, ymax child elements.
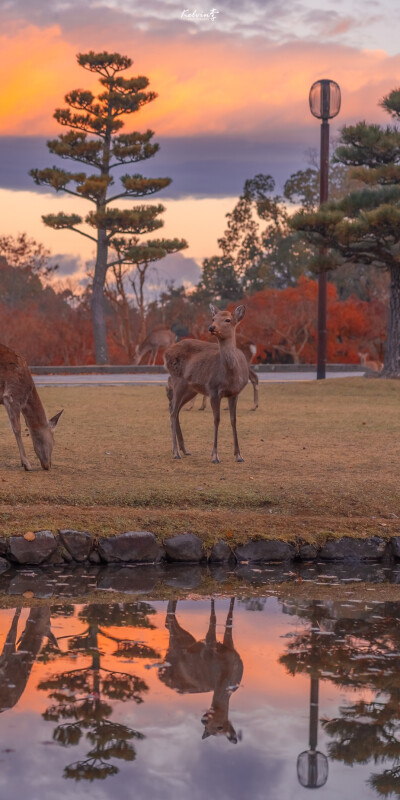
<box><xmin>0</xmin><ymin>580</ymin><xmax>398</xmax><ymax>799</ymax></box>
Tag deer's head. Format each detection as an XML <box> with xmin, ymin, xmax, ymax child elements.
<box><xmin>208</xmin><ymin>304</ymin><xmax>246</xmax><ymax>340</ymax></box>
<box><xmin>201</xmin><ymin>709</ymin><xmax>239</xmax><ymax>743</ymax></box>
<box><xmin>31</xmin><ymin>410</ymin><xmax>63</xmax><ymax>470</ymax></box>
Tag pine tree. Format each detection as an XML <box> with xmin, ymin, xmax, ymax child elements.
<box><xmin>30</xmin><ymin>51</ymin><xmax>187</xmax><ymax>364</ymax></box>
<box><xmin>291</xmin><ymin>102</ymin><xmax>400</xmax><ymax>377</ymax></box>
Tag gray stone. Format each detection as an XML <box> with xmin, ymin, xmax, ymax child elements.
<box><xmin>59</xmin><ymin>529</ymin><xmax>92</xmax><ymax>562</ymax></box>
<box><xmin>164</xmin><ymin>533</ymin><xmax>204</xmax><ymax>563</ymax></box>
<box><xmin>163</xmin><ymin>564</ymin><xmax>203</xmax><ymax>589</ymax></box>
<box><xmin>98</xmin><ymin>531</ymin><xmax>159</xmax><ymax>563</ymax></box>
<box><xmin>9</xmin><ymin>531</ymin><xmax>57</xmax><ymax>565</ymax></box>
<box><xmin>0</xmin><ymin>557</ymin><xmax>10</xmax><ymax>574</ymax></box>
<box><xmin>209</xmin><ymin>564</ymin><xmax>234</xmax><ymax>584</ymax></box>
<box><xmin>390</xmin><ymin>537</ymin><xmax>400</xmax><ymax>558</ymax></box>
<box><xmin>8</xmin><ymin>572</ymin><xmax>55</xmax><ymax>598</ymax></box>
<box><xmin>89</xmin><ymin>551</ymin><xmax>101</xmax><ymax>564</ymax></box>
<box><xmin>55</xmin><ymin>566</ymin><xmax>93</xmax><ymax>597</ymax></box>
<box><xmin>97</xmin><ymin>566</ymin><xmax>157</xmax><ymax>594</ymax></box>
<box><xmin>319</xmin><ymin>536</ymin><xmax>387</xmax><ymax>561</ymax></box>
<box><xmin>299</xmin><ymin>543</ymin><xmax>319</xmax><ymax>560</ymax></box>
<box><xmin>156</xmin><ymin>546</ymin><xmax>167</xmax><ymax>563</ymax></box>
<box><xmin>235</xmin><ymin>539</ymin><xmax>296</xmax><ymax>563</ymax></box>
<box><xmin>209</xmin><ymin>540</ymin><xmax>235</xmax><ymax>563</ymax></box>
<box><xmin>61</xmin><ymin>547</ymin><xmax>73</xmax><ymax>563</ymax></box>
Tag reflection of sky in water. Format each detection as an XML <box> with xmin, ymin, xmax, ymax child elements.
<box><xmin>0</xmin><ymin>598</ymin><xmax>390</xmax><ymax>799</ymax></box>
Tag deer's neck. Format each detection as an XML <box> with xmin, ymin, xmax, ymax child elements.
<box><xmin>22</xmin><ymin>385</ymin><xmax>48</xmax><ymax>429</ymax></box>
<box><xmin>218</xmin><ymin>336</ymin><xmax>239</xmax><ymax>370</ymax></box>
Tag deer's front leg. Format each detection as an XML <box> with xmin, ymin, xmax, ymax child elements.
<box><xmin>3</xmin><ymin>396</ymin><xmax>33</xmax><ymax>471</ymax></box>
<box><xmin>210</xmin><ymin>394</ymin><xmax>221</xmax><ymax>463</ymax></box>
<box><xmin>228</xmin><ymin>395</ymin><xmax>244</xmax><ymax>462</ymax></box>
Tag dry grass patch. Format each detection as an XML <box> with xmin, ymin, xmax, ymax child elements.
<box><xmin>0</xmin><ymin>378</ymin><xmax>399</xmax><ymax>542</ymax></box>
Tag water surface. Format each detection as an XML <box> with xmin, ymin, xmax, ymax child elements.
<box><xmin>0</xmin><ymin>590</ymin><xmax>398</xmax><ymax>800</ymax></box>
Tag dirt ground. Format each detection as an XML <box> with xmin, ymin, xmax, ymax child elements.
<box><xmin>0</xmin><ymin>378</ymin><xmax>399</xmax><ymax>546</ymax></box>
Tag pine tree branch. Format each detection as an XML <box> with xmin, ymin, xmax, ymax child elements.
<box><xmin>69</xmin><ymin>227</ymin><xmax>98</xmax><ymax>243</ymax></box>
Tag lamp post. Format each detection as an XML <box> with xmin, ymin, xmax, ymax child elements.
<box><xmin>309</xmin><ymin>79</ymin><xmax>341</xmax><ymax>379</ymax></box>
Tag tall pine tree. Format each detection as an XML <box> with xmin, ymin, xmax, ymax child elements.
<box><xmin>291</xmin><ymin>96</ymin><xmax>400</xmax><ymax>377</ymax></box>
<box><xmin>31</xmin><ymin>51</ymin><xmax>187</xmax><ymax>364</ymax></box>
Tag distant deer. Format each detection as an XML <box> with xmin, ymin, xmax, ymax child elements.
<box><xmin>186</xmin><ymin>334</ymin><xmax>258</xmax><ymax>412</ymax></box>
<box><xmin>164</xmin><ymin>304</ymin><xmax>249</xmax><ymax>462</ymax></box>
<box><xmin>0</xmin><ymin>343</ymin><xmax>63</xmax><ymax>470</ymax></box>
<box><xmin>358</xmin><ymin>352</ymin><xmax>383</xmax><ymax>373</ymax></box>
<box><xmin>159</xmin><ymin>598</ymin><xmax>243</xmax><ymax>743</ymax></box>
<box><xmin>133</xmin><ymin>327</ymin><xmax>177</xmax><ymax>365</ymax></box>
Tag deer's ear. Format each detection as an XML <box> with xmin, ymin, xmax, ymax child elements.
<box><xmin>209</xmin><ymin>303</ymin><xmax>218</xmax><ymax>317</ymax></box>
<box><xmin>49</xmin><ymin>410</ymin><xmax>64</xmax><ymax>430</ymax></box>
<box><xmin>233</xmin><ymin>305</ymin><xmax>246</xmax><ymax>324</ymax></box>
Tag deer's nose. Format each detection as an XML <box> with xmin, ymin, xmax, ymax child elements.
<box><xmin>209</xmin><ymin>325</ymin><xmax>216</xmax><ymax>332</ymax></box>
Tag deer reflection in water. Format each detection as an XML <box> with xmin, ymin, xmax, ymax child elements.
<box><xmin>159</xmin><ymin>598</ymin><xmax>243</xmax><ymax>743</ymax></box>
<box><xmin>0</xmin><ymin>607</ymin><xmax>52</xmax><ymax>712</ymax></box>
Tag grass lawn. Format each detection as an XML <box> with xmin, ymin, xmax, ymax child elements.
<box><xmin>0</xmin><ymin>378</ymin><xmax>399</xmax><ymax>547</ymax></box>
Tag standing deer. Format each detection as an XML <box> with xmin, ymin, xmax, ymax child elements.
<box><xmin>159</xmin><ymin>598</ymin><xmax>243</xmax><ymax>743</ymax></box>
<box><xmin>185</xmin><ymin>334</ymin><xmax>258</xmax><ymax>412</ymax></box>
<box><xmin>164</xmin><ymin>304</ymin><xmax>249</xmax><ymax>462</ymax></box>
<box><xmin>0</xmin><ymin>343</ymin><xmax>63</xmax><ymax>470</ymax></box>
<box><xmin>133</xmin><ymin>327</ymin><xmax>177</xmax><ymax>365</ymax></box>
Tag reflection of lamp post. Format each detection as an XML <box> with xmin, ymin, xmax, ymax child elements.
<box><xmin>297</xmin><ymin>675</ymin><xmax>329</xmax><ymax>789</ymax></box>
<box><xmin>309</xmin><ymin>79</ymin><xmax>341</xmax><ymax>380</ymax></box>
<box><xmin>297</xmin><ymin>605</ymin><xmax>329</xmax><ymax>789</ymax></box>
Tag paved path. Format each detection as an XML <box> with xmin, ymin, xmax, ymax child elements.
<box><xmin>33</xmin><ymin>371</ymin><xmax>363</xmax><ymax>387</ymax></box>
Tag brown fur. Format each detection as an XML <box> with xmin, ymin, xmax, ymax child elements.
<box><xmin>159</xmin><ymin>599</ymin><xmax>243</xmax><ymax>743</ymax></box>
<box><xmin>0</xmin><ymin>343</ymin><xmax>63</xmax><ymax>470</ymax></box>
<box><xmin>185</xmin><ymin>334</ymin><xmax>259</xmax><ymax>411</ymax></box>
<box><xmin>164</xmin><ymin>305</ymin><xmax>249</xmax><ymax>462</ymax></box>
<box><xmin>133</xmin><ymin>327</ymin><xmax>176</xmax><ymax>365</ymax></box>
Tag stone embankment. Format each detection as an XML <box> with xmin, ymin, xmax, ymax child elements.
<box><xmin>0</xmin><ymin>530</ymin><xmax>398</xmax><ymax>571</ymax></box>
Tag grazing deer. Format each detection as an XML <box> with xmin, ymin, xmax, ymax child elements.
<box><xmin>0</xmin><ymin>343</ymin><xmax>63</xmax><ymax>470</ymax></box>
<box><xmin>164</xmin><ymin>304</ymin><xmax>249</xmax><ymax>462</ymax></box>
<box><xmin>186</xmin><ymin>334</ymin><xmax>259</xmax><ymax>412</ymax></box>
<box><xmin>159</xmin><ymin>598</ymin><xmax>243</xmax><ymax>743</ymax></box>
<box><xmin>0</xmin><ymin>607</ymin><xmax>52</xmax><ymax>713</ymax></box>
<box><xmin>133</xmin><ymin>327</ymin><xmax>177</xmax><ymax>366</ymax></box>
<box><xmin>358</xmin><ymin>352</ymin><xmax>383</xmax><ymax>373</ymax></box>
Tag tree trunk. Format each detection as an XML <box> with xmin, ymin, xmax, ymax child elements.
<box><xmin>382</xmin><ymin>265</ymin><xmax>400</xmax><ymax>377</ymax></box>
<box><xmin>91</xmin><ymin>229</ymin><xmax>109</xmax><ymax>364</ymax></box>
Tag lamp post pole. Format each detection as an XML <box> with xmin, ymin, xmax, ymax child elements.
<box><xmin>317</xmin><ymin>119</ymin><xmax>330</xmax><ymax>379</ymax></box>
<box><xmin>309</xmin><ymin>79</ymin><xmax>341</xmax><ymax>380</ymax></box>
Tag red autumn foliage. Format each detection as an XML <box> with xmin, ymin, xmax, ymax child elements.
<box><xmin>230</xmin><ymin>277</ymin><xmax>387</xmax><ymax>365</ymax></box>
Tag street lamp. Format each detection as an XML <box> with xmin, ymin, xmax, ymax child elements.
<box><xmin>309</xmin><ymin>79</ymin><xmax>341</xmax><ymax>380</ymax></box>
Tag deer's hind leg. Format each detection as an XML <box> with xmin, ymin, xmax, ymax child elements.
<box><xmin>249</xmin><ymin>368</ymin><xmax>259</xmax><ymax>411</ymax></box>
<box><xmin>3</xmin><ymin>396</ymin><xmax>32</xmax><ymax>471</ymax></box>
<box><xmin>228</xmin><ymin>395</ymin><xmax>244</xmax><ymax>462</ymax></box>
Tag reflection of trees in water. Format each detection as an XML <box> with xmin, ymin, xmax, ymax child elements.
<box><xmin>279</xmin><ymin>598</ymin><xmax>400</xmax><ymax>797</ymax></box>
<box><xmin>38</xmin><ymin>602</ymin><xmax>159</xmax><ymax>781</ymax></box>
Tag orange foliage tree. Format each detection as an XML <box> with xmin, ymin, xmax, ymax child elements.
<box><xmin>234</xmin><ymin>277</ymin><xmax>386</xmax><ymax>364</ymax></box>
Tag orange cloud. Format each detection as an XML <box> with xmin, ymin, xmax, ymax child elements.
<box><xmin>0</xmin><ymin>24</ymin><xmax>398</xmax><ymax>138</ymax></box>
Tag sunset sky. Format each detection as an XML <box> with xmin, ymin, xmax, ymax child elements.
<box><xmin>0</xmin><ymin>0</ymin><xmax>399</xmax><ymax>290</ymax></box>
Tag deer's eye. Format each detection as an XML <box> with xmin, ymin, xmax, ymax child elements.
<box><xmin>225</xmin><ymin>319</ymin><xmax>231</xmax><ymax>323</ymax></box>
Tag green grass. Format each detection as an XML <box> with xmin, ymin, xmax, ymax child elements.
<box><xmin>0</xmin><ymin>378</ymin><xmax>400</xmax><ymax>545</ymax></box>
